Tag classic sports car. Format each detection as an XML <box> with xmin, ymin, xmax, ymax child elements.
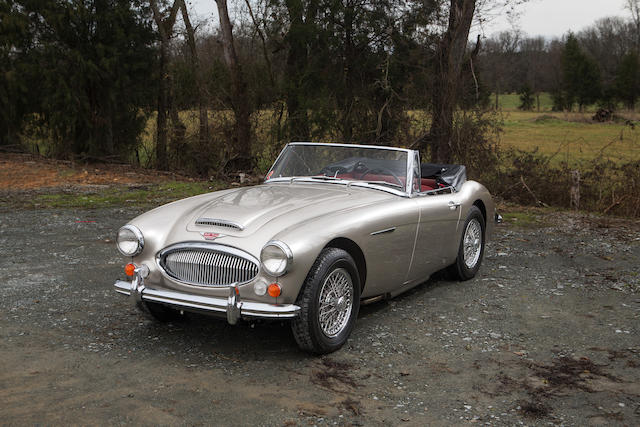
<box><xmin>114</xmin><ymin>142</ymin><xmax>497</xmax><ymax>354</ymax></box>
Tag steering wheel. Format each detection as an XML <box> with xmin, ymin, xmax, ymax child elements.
<box><xmin>359</xmin><ymin>167</ymin><xmax>403</xmax><ymax>187</ymax></box>
<box><xmin>319</xmin><ymin>165</ymin><xmax>349</xmax><ymax>177</ymax></box>
<box><xmin>353</xmin><ymin>161</ymin><xmax>368</xmax><ymax>175</ymax></box>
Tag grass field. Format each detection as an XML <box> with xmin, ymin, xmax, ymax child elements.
<box><xmin>132</xmin><ymin>94</ymin><xmax>640</xmax><ymax>169</ymax></box>
<box><xmin>485</xmin><ymin>93</ymin><xmax>640</xmax><ymax>165</ymax></box>
<box><xmin>501</xmin><ymin>111</ymin><xmax>640</xmax><ymax>164</ymax></box>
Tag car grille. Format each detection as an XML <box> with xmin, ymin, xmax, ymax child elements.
<box><xmin>158</xmin><ymin>244</ymin><xmax>259</xmax><ymax>287</ymax></box>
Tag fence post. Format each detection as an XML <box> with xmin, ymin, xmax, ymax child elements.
<box><xmin>570</xmin><ymin>170</ymin><xmax>580</xmax><ymax>210</ymax></box>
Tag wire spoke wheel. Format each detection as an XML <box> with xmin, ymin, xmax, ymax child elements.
<box><xmin>463</xmin><ymin>218</ymin><xmax>482</xmax><ymax>269</ymax></box>
<box><xmin>318</xmin><ymin>268</ymin><xmax>353</xmax><ymax>338</ymax></box>
<box><xmin>291</xmin><ymin>247</ymin><xmax>360</xmax><ymax>354</ymax></box>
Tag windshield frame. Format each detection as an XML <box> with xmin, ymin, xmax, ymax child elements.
<box><xmin>264</xmin><ymin>142</ymin><xmax>417</xmax><ymax>197</ymax></box>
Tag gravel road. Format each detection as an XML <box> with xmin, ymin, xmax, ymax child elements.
<box><xmin>1</xmin><ymin>207</ymin><xmax>639</xmax><ymax>426</ymax></box>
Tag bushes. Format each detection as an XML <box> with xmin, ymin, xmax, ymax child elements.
<box><xmin>446</xmin><ymin>108</ymin><xmax>640</xmax><ymax>218</ymax></box>
<box><xmin>488</xmin><ymin>149</ymin><xmax>640</xmax><ymax>218</ymax></box>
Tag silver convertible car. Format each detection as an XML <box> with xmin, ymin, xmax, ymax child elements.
<box><xmin>114</xmin><ymin>142</ymin><xmax>497</xmax><ymax>354</ymax></box>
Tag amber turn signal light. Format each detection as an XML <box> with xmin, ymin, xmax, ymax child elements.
<box><xmin>125</xmin><ymin>263</ymin><xmax>136</xmax><ymax>277</ymax></box>
<box><xmin>267</xmin><ymin>283</ymin><xmax>281</xmax><ymax>298</ymax></box>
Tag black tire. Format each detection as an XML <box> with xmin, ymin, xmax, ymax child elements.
<box><xmin>447</xmin><ymin>205</ymin><xmax>486</xmax><ymax>281</ymax></box>
<box><xmin>143</xmin><ymin>301</ymin><xmax>184</xmax><ymax>322</ymax></box>
<box><xmin>291</xmin><ymin>248</ymin><xmax>361</xmax><ymax>354</ymax></box>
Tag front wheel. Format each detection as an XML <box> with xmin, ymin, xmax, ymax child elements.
<box><xmin>291</xmin><ymin>248</ymin><xmax>361</xmax><ymax>354</ymax></box>
<box><xmin>447</xmin><ymin>206</ymin><xmax>485</xmax><ymax>281</ymax></box>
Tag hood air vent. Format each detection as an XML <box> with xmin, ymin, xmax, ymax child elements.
<box><xmin>195</xmin><ymin>218</ymin><xmax>244</xmax><ymax>231</ymax></box>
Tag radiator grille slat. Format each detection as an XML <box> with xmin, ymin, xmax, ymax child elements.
<box><xmin>161</xmin><ymin>246</ymin><xmax>259</xmax><ymax>287</ymax></box>
<box><xmin>195</xmin><ymin>218</ymin><xmax>244</xmax><ymax>230</ymax></box>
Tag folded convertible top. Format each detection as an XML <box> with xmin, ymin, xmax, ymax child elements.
<box><xmin>421</xmin><ymin>163</ymin><xmax>467</xmax><ymax>191</ymax></box>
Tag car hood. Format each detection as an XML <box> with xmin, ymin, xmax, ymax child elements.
<box><xmin>185</xmin><ymin>183</ymin><xmax>365</xmax><ymax>233</ymax></box>
<box><xmin>130</xmin><ymin>182</ymin><xmax>394</xmax><ymax>254</ymax></box>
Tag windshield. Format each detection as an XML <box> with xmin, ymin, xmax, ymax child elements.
<box><xmin>266</xmin><ymin>143</ymin><xmax>410</xmax><ymax>193</ymax></box>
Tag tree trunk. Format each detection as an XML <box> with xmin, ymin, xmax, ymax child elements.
<box><xmin>156</xmin><ymin>43</ymin><xmax>168</xmax><ymax>170</ymax></box>
<box><xmin>149</xmin><ymin>0</ymin><xmax>180</xmax><ymax>170</ymax></box>
<box><xmin>425</xmin><ymin>0</ymin><xmax>476</xmax><ymax>163</ymax></box>
<box><xmin>180</xmin><ymin>0</ymin><xmax>208</xmax><ymax>149</ymax></box>
<box><xmin>215</xmin><ymin>0</ymin><xmax>252</xmax><ymax>164</ymax></box>
<box><xmin>284</xmin><ymin>0</ymin><xmax>316</xmax><ymax>141</ymax></box>
<box><xmin>341</xmin><ymin>1</ymin><xmax>355</xmax><ymax>143</ymax></box>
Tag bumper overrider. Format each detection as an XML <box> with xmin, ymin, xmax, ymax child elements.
<box><xmin>114</xmin><ymin>266</ymin><xmax>300</xmax><ymax>324</ymax></box>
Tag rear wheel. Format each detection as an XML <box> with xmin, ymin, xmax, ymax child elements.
<box><xmin>291</xmin><ymin>248</ymin><xmax>361</xmax><ymax>354</ymax></box>
<box><xmin>448</xmin><ymin>206</ymin><xmax>485</xmax><ymax>281</ymax></box>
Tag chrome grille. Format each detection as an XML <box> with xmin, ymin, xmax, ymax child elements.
<box><xmin>159</xmin><ymin>244</ymin><xmax>258</xmax><ymax>287</ymax></box>
<box><xmin>195</xmin><ymin>218</ymin><xmax>244</xmax><ymax>230</ymax></box>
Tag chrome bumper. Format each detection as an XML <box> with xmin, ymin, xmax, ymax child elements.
<box><xmin>114</xmin><ymin>268</ymin><xmax>300</xmax><ymax>324</ymax></box>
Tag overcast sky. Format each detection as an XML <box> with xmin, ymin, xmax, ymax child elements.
<box><xmin>486</xmin><ymin>0</ymin><xmax>630</xmax><ymax>38</ymax></box>
<box><xmin>187</xmin><ymin>0</ymin><xmax>632</xmax><ymax>39</ymax></box>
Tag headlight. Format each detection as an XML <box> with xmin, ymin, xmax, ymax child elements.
<box><xmin>116</xmin><ymin>225</ymin><xmax>144</xmax><ymax>257</ymax></box>
<box><xmin>260</xmin><ymin>240</ymin><xmax>292</xmax><ymax>276</ymax></box>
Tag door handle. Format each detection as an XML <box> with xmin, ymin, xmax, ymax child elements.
<box><xmin>448</xmin><ymin>201</ymin><xmax>461</xmax><ymax>210</ymax></box>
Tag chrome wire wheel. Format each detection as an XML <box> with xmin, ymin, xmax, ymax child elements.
<box><xmin>318</xmin><ymin>268</ymin><xmax>354</xmax><ymax>338</ymax></box>
<box><xmin>463</xmin><ymin>218</ymin><xmax>483</xmax><ymax>269</ymax></box>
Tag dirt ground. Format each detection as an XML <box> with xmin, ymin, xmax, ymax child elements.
<box><xmin>0</xmin><ymin>152</ymin><xmax>185</xmax><ymax>190</ymax></box>
<box><xmin>1</xmin><ymin>157</ymin><xmax>639</xmax><ymax>426</ymax></box>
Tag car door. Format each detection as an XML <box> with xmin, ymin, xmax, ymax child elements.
<box><xmin>405</xmin><ymin>190</ymin><xmax>463</xmax><ymax>284</ymax></box>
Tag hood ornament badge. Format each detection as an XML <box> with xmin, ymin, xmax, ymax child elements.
<box><xmin>201</xmin><ymin>232</ymin><xmax>224</xmax><ymax>240</ymax></box>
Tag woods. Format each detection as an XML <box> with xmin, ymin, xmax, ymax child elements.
<box><xmin>1</xmin><ymin>0</ymin><xmax>639</xmax><ymax>182</ymax></box>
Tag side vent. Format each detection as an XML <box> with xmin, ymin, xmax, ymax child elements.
<box><xmin>195</xmin><ymin>218</ymin><xmax>244</xmax><ymax>231</ymax></box>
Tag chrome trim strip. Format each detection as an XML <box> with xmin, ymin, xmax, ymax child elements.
<box><xmin>113</xmin><ymin>280</ymin><xmax>300</xmax><ymax>320</ymax></box>
<box><xmin>195</xmin><ymin>218</ymin><xmax>244</xmax><ymax>231</ymax></box>
<box><xmin>370</xmin><ymin>227</ymin><xmax>396</xmax><ymax>236</ymax></box>
<box><xmin>287</xmin><ymin>141</ymin><xmax>413</xmax><ymax>153</ymax></box>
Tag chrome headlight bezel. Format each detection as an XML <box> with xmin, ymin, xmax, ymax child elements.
<box><xmin>116</xmin><ymin>225</ymin><xmax>145</xmax><ymax>257</ymax></box>
<box><xmin>260</xmin><ymin>240</ymin><xmax>292</xmax><ymax>277</ymax></box>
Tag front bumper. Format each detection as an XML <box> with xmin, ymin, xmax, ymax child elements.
<box><xmin>114</xmin><ymin>267</ymin><xmax>300</xmax><ymax>324</ymax></box>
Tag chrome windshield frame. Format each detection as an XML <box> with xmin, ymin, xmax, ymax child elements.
<box><xmin>264</xmin><ymin>142</ymin><xmax>417</xmax><ymax>197</ymax></box>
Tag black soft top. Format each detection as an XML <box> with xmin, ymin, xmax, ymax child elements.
<box><xmin>421</xmin><ymin>163</ymin><xmax>467</xmax><ymax>191</ymax></box>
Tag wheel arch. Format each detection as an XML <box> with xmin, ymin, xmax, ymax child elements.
<box><xmin>472</xmin><ymin>199</ymin><xmax>487</xmax><ymax>226</ymax></box>
<box><xmin>323</xmin><ymin>237</ymin><xmax>367</xmax><ymax>291</ymax></box>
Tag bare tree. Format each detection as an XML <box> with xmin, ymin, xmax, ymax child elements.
<box><xmin>149</xmin><ymin>0</ymin><xmax>181</xmax><ymax>170</ymax></box>
<box><xmin>179</xmin><ymin>0</ymin><xmax>209</xmax><ymax>149</ymax></box>
<box><xmin>627</xmin><ymin>0</ymin><xmax>640</xmax><ymax>50</ymax></box>
<box><xmin>215</xmin><ymin>0</ymin><xmax>253</xmax><ymax>166</ymax></box>
<box><xmin>425</xmin><ymin>0</ymin><xmax>477</xmax><ymax>163</ymax></box>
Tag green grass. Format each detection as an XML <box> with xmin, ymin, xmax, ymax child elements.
<box><xmin>500</xmin><ymin>208</ymin><xmax>554</xmax><ymax>228</ymax></box>
<box><xmin>501</xmin><ymin>111</ymin><xmax>640</xmax><ymax>165</ymax></box>
<box><xmin>17</xmin><ymin>180</ymin><xmax>224</xmax><ymax>209</ymax></box>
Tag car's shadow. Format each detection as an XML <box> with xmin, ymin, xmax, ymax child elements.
<box><xmin>358</xmin><ymin>271</ymin><xmax>454</xmax><ymax>317</ymax></box>
<box><xmin>113</xmin><ymin>272</ymin><xmax>460</xmax><ymax>360</ymax></box>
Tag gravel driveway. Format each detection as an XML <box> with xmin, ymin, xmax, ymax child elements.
<box><xmin>1</xmin><ymin>207</ymin><xmax>639</xmax><ymax>425</ymax></box>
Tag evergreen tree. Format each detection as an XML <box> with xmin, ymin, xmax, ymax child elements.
<box><xmin>1</xmin><ymin>0</ymin><xmax>156</xmax><ymax>158</ymax></box>
<box><xmin>616</xmin><ymin>51</ymin><xmax>640</xmax><ymax>110</ymax></box>
<box><xmin>518</xmin><ymin>85</ymin><xmax>535</xmax><ymax>110</ymax></box>
<box><xmin>561</xmin><ymin>34</ymin><xmax>602</xmax><ymax>111</ymax></box>
<box><xmin>0</xmin><ymin>1</ymin><xmax>34</xmax><ymax>146</ymax></box>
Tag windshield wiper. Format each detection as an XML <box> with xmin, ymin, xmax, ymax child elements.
<box><xmin>359</xmin><ymin>180</ymin><xmax>403</xmax><ymax>189</ymax></box>
<box><xmin>307</xmin><ymin>175</ymin><xmax>345</xmax><ymax>181</ymax></box>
